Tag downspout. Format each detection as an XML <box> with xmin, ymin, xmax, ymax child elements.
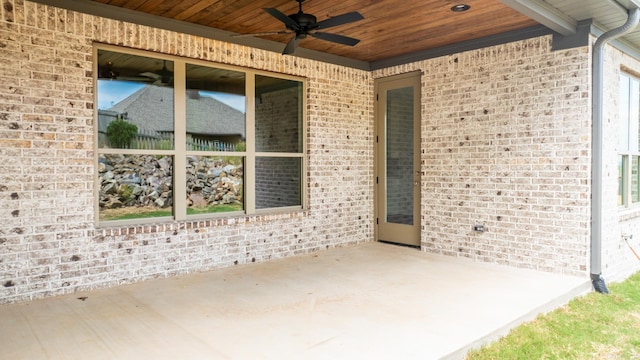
<box><xmin>591</xmin><ymin>6</ymin><xmax>640</xmax><ymax>293</ymax></box>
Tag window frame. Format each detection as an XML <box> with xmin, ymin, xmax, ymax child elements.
<box><xmin>93</xmin><ymin>44</ymin><xmax>307</xmax><ymax>227</ymax></box>
<box><xmin>619</xmin><ymin>71</ymin><xmax>640</xmax><ymax>209</ymax></box>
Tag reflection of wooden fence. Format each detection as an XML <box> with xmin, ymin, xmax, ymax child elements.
<box><xmin>187</xmin><ymin>138</ymin><xmax>236</xmax><ymax>151</ymax></box>
<box><xmin>128</xmin><ymin>132</ymin><xmax>236</xmax><ymax>151</ymax></box>
<box><xmin>131</xmin><ymin>133</ymin><xmax>174</xmax><ymax>150</ymax></box>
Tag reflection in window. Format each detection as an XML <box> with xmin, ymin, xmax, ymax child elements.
<box><xmin>255</xmin><ymin>75</ymin><xmax>302</xmax><ymax>153</ymax></box>
<box><xmin>386</xmin><ymin>86</ymin><xmax>414</xmax><ymax>225</ymax></box>
<box><xmin>633</xmin><ymin>156</ymin><xmax>640</xmax><ymax>203</ymax></box>
<box><xmin>95</xmin><ymin>47</ymin><xmax>305</xmax><ymax>224</ymax></box>
<box><xmin>97</xmin><ymin>50</ymin><xmax>175</xmax><ymax>150</ymax></box>
<box><xmin>619</xmin><ymin>155</ymin><xmax>626</xmax><ymax>206</ymax></box>
<box><xmin>186</xmin><ymin>156</ymin><xmax>244</xmax><ymax>215</ymax></box>
<box><xmin>620</xmin><ymin>73</ymin><xmax>640</xmax><ymax>207</ymax></box>
<box><xmin>186</xmin><ymin>64</ymin><xmax>246</xmax><ymax>152</ymax></box>
<box><xmin>255</xmin><ymin>157</ymin><xmax>301</xmax><ymax>209</ymax></box>
<box><xmin>98</xmin><ymin>154</ymin><xmax>173</xmax><ymax>221</ymax></box>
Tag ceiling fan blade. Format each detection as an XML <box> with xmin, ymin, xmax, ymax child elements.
<box><xmin>140</xmin><ymin>72</ymin><xmax>161</xmax><ymax>80</ymax></box>
<box><xmin>282</xmin><ymin>36</ymin><xmax>300</xmax><ymax>55</ymax></box>
<box><xmin>232</xmin><ymin>31</ymin><xmax>292</xmax><ymax>38</ymax></box>
<box><xmin>316</xmin><ymin>12</ymin><xmax>364</xmax><ymax>29</ymax></box>
<box><xmin>311</xmin><ymin>32</ymin><xmax>360</xmax><ymax>46</ymax></box>
<box><xmin>115</xmin><ymin>76</ymin><xmax>154</xmax><ymax>82</ymax></box>
<box><xmin>263</xmin><ymin>8</ymin><xmax>300</xmax><ymax>30</ymax></box>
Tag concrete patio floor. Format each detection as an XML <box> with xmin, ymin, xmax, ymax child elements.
<box><xmin>1</xmin><ymin>242</ymin><xmax>591</xmax><ymax>360</ymax></box>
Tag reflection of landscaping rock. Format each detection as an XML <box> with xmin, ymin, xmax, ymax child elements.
<box><xmin>189</xmin><ymin>193</ymin><xmax>207</xmax><ymax>208</ymax></box>
<box><xmin>161</xmin><ymin>182</ymin><xmax>170</xmax><ymax>193</ymax></box>
<box><xmin>132</xmin><ymin>185</ymin><xmax>144</xmax><ymax>196</ymax></box>
<box><xmin>122</xmin><ymin>173</ymin><xmax>141</xmax><ymax>185</ymax></box>
<box><xmin>157</xmin><ymin>157</ymin><xmax>171</xmax><ymax>173</ymax></box>
<box><xmin>102</xmin><ymin>182</ymin><xmax>117</xmax><ymax>195</ymax></box>
<box><xmin>208</xmin><ymin>168</ymin><xmax>223</xmax><ymax>177</ymax></box>
<box><xmin>101</xmin><ymin>197</ymin><xmax>123</xmax><ymax>209</ymax></box>
<box><xmin>99</xmin><ymin>154</ymin><xmax>243</xmax><ymax>212</ymax></box>
<box><xmin>222</xmin><ymin>193</ymin><xmax>235</xmax><ymax>203</ymax></box>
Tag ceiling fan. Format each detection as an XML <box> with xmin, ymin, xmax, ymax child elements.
<box><xmin>236</xmin><ymin>0</ymin><xmax>364</xmax><ymax>55</ymax></box>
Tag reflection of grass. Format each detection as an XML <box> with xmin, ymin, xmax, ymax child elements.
<box><xmin>101</xmin><ymin>209</ymin><xmax>172</xmax><ymax>221</ymax></box>
<box><xmin>187</xmin><ymin>203</ymin><xmax>243</xmax><ymax>215</ymax></box>
<box><xmin>101</xmin><ymin>204</ymin><xmax>243</xmax><ymax>221</ymax></box>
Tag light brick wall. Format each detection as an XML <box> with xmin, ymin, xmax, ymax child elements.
<box><xmin>601</xmin><ymin>44</ymin><xmax>640</xmax><ymax>283</ymax></box>
<box><xmin>0</xmin><ymin>1</ymin><xmax>373</xmax><ymax>304</ymax></box>
<box><xmin>375</xmin><ymin>37</ymin><xmax>592</xmax><ymax>276</ymax></box>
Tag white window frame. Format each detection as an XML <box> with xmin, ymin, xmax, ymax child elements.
<box><xmin>93</xmin><ymin>44</ymin><xmax>307</xmax><ymax>226</ymax></box>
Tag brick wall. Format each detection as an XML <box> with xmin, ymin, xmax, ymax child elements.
<box><xmin>0</xmin><ymin>1</ymin><xmax>373</xmax><ymax>304</ymax></box>
<box><xmin>375</xmin><ymin>37</ymin><xmax>592</xmax><ymax>276</ymax></box>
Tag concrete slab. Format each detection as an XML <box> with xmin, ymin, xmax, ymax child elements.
<box><xmin>0</xmin><ymin>242</ymin><xmax>590</xmax><ymax>359</ymax></box>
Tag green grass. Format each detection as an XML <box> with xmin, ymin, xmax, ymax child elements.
<box><xmin>103</xmin><ymin>209</ymin><xmax>173</xmax><ymax>221</ymax></box>
<box><xmin>187</xmin><ymin>203</ymin><xmax>243</xmax><ymax>215</ymax></box>
<box><xmin>101</xmin><ymin>203</ymin><xmax>243</xmax><ymax>221</ymax></box>
<box><xmin>467</xmin><ymin>271</ymin><xmax>640</xmax><ymax>359</ymax></box>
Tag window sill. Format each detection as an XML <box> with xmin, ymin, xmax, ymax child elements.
<box><xmin>618</xmin><ymin>204</ymin><xmax>640</xmax><ymax>221</ymax></box>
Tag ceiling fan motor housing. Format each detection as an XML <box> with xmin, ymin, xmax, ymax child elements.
<box><xmin>288</xmin><ymin>12</ymin><xmax>318</xmax><ymax>32</ymax></box>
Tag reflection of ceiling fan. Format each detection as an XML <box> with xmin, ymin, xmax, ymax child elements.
<box><xmin>140</xmin><ymin>60</ymin><xmax>173</xmax><ymax>85</ymax></box>
<box><xmin>99</xmin><ymin>61</ymin><xmax>119</xmax><ymax>79</ymax></box>
<box><xmin>236</xmin><ymin>0</ymin><xmax>364</xmax><ymax>55</ymax></box>
<box><xmin>98</xmin><ymin>60</ymin><xmax>173</xmax><ymax>85</ymax></box>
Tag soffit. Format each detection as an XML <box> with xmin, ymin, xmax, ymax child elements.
<box><xmin>30</xmin><ymin>0</ymin><xmax>640</xmax><ymax>69</ymax></box>
<box><xmin>543</xmin><ymin>0</ymin><xmax>640</xmax><ymax>48</ymax></box>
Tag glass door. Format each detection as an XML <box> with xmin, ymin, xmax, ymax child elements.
<box><xmin>376</xmin><ymin>73</ymin><xmax>421</xmax><ymax>246</ymax></box>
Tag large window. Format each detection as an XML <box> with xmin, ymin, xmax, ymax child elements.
<box><xmin>619</xmin><ymin>73</ymin><xmax>640</xmax><ymax>207</ymax></box>
<box><xmin>96</xmin><ymin>47</ymin><xmax>305</xmax><ymax>224</ymax></box>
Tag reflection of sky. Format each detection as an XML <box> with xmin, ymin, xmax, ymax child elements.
<box><xmin>200</xmin><ymin>91</ymin><xmax>246</xmax><ymax>113</ymax></box>
<box><xmin>97</xmin><ymin>80</ymin><xmax>145</xmax><ymax>110</ymax></box>
<box><xmin>97</xmin><ymin>80</ymin><xmax>246</xmax><ymax>113</ymax></box>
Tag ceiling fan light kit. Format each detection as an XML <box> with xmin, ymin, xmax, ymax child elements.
<box><xmin>242</xmin><ymin>0</ymin><xmax>364</xmax><ymax>55</ymax></box>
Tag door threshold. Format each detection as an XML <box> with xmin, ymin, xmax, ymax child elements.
<box><xmin>378</xmin><ymin>240</ymin><xmax>420</xmax><ymax>250</ymax></box>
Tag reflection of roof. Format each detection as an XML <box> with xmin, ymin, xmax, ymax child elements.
<box><xmin>106</xmin><ymin>85</ymin><xmax>245</xmax><ymax>137</ymax></box>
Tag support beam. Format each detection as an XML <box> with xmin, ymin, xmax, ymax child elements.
<box><xmin>500</xmin><ymin>0</ymin><xmax>577</xmax><ymax>35</ymax></box>
<box><xmin>552</xmin><ymin>19</ymin><xmax>592</xmax><ymax>50</ymax></box>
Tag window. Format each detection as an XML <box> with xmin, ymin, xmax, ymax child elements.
<box><xmin>96</xmin><ymin>47</ymin><xmax>305</xmax><ymax>224</ymax></box>
<box><xmin>619</xmin><ymin>73</ymin><xmax>640</xmax><ymax>207</ymax></box>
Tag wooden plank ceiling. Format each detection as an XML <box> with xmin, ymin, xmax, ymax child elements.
<box><xmin>90</xmin><ymin>0</ymin><xmax>539</xmax><ymax>63</ymax></box>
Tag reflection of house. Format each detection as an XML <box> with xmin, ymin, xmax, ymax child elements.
<box><xmin>99</xmin><ymin>85</ymin><xmax>245</xmax><ymax>146</ymax></box>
